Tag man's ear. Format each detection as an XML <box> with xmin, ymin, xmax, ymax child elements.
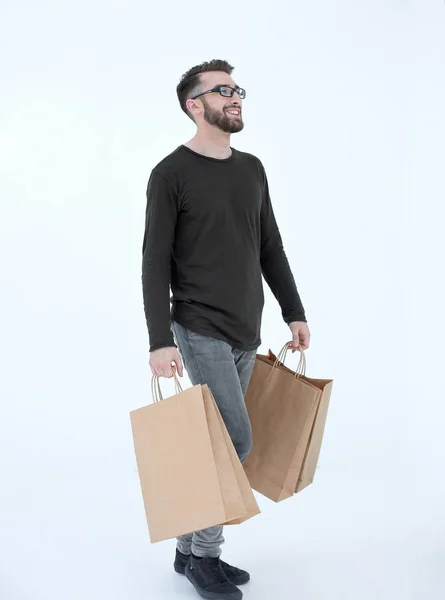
<box><xmin>186</xmin><ymin>98</ymin><xmax>200</xmax><ymax>116</ymax></box>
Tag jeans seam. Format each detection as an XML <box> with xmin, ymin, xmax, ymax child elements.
<box><xmin>172</xmin><ymin>321</ymin><xmax>188</xmax><ymax>364</ymax></box>
<box><xmin>180</xmin><ymin>325</ymin><xmax>208</xmax><ymax>386</ymax></box>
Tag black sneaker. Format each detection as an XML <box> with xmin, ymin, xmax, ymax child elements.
<box><xmin>174</xmin><ymin>549</ymin><xmax>250</xmax><ymax>586</ymax></box>
<box><xmin>185</xmin><ymin>554</ymin><xmax>243</xmax><ymax>600</ymax></box>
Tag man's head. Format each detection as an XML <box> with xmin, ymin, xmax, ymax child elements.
<box><xmin>176</xmin><ymin>59</ymin><xmax>245</xmax><ymax>134</ymax></box>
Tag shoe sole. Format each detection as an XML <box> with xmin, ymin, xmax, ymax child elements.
<box><xmin>175</xmin><ymin>562</ymin><xmax>250</xmax><ymax>586</ymax></box>
<box><xmin>185</xmin><ymin>566</ymin><xmax>243</xmax><ymax>600</ymax></box>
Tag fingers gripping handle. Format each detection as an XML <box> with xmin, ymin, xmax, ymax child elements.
<box><xmin>151</xmin><ymin>369</ymin><xmax>184</xmax><ymax>403</ymax></box>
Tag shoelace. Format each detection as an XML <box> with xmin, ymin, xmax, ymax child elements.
<box><xmin>220</xmin><ymin>560</ymin><xmax>238</xmax><ymax>573</ymax></box>
<box><xmin>207</xmin><ymin>558</ymin><xmax>228</xmax><ymax>583</ymax></box>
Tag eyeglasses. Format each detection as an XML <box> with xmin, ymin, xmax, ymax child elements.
<box><xmin>191</xmin><ymin>85</ymin><xmax>246</xmax><ymax>100</ymax></box>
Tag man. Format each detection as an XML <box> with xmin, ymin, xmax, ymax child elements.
<box><xmin>142</xmin><ymin>59</ymin><xmax>310</xmax><ymax>600</ymax></box>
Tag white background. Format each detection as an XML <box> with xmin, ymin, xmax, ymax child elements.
<box><xmin>1</xmin><ymin>0</ymin><xmax>444</xmax><ymax>598</ymax></box>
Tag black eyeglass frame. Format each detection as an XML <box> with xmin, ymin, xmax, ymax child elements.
<box><xmin>191</xmin><ymin>85</ymin><xmax>246</xmax><ymax>100</ymax></box>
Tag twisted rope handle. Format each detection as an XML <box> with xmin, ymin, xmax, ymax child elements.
<box><xmin>151</xmin><ymin>368</ymin><xmax>184</xmax><ymax>403</ymax></box>
<box><xmin>272</xmin><ymin>342</ymin><xmax>306</xmax><ymax>378</ymax></box>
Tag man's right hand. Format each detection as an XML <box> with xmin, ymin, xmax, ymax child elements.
<box><xmin>149</xmin><ymin>346</ymin><xmax>184</xmax><ymax>378</ymax></box>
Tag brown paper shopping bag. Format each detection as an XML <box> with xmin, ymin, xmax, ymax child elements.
<box><xmin>243</xmin><ymin>344</ymin><xmax>333</xmax><ymax>502</ymax></box>
<box><xmin>130</xmin><ymin>374</ymin><xmax>260</xmax><ymax>543</ymax></box>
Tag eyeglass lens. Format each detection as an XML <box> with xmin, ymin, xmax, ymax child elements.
<box><xmin>220</xmin><ymin>86</ymin><xmax>246</xmax><ymax>99</ymax></box>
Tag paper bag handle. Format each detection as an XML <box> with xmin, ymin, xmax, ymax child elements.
<box><xmin>272</xmin><ymin>342</ymin><xmax>306</xmax><ymax>378</ymax></box>
<box><xmin>151</xmin><ymin>369</ymin><xmax>183</xmax><ymax>403</ymax></box>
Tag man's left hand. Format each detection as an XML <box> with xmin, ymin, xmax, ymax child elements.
<box><xmin>288</xmin><ymin>321</ymin><xmax>311</xmax><ymax>352</ymax></box>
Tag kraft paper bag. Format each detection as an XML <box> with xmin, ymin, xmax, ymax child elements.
<box><xmin>130</xmin><ymin>374</ymin><xmax>260</xmax><ymax>543</ymax></box>
<box><xmin>243</xmin><ymin>344</ymin><xmax>333</xmax><ymax>502</ymax></box>
<box><xmin>199</xmin><ymin>384</ymin><xmax>261</xmax><ymax>526</ymax></box>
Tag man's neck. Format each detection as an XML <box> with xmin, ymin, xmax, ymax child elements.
<box><xmin>184</xmin><ymin>127</ymin><xmax>232</xmax><ymax>160</ymax></box>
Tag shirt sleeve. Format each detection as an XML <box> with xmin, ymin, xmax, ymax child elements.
<box><xmin>259</xmin><ymin>163</ymin><xmax>307</xmax><ymax>324</ymax></box>
<box><xmin>141</xmin><ymin>169</ymin><xmax>179</xmax><ymax>352</ymax></box>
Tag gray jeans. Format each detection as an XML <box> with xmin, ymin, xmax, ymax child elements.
<box><xmin>171</xmin><ymin>320</ymin><xmax>256</xmax><ymax>558</ymax></box>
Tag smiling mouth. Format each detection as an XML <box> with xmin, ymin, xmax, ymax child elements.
<box><xmin>226</xmin><ymin>109</ymin><xmax>241</xmax><ymax>118</ymax></box>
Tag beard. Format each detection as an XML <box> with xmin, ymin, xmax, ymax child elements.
<box><xmin>202</xmin><ymin>98</ymin><xmax>244</xmax><ymax>134</ymax></box>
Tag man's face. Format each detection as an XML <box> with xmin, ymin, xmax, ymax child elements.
<box><xmin>193</xmin><ymin>72</ymin><xmax>244</xmax><ymax>134</ymax></box>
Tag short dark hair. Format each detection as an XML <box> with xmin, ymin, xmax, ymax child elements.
<box><xmin>176</xmin><ymin>59</ymin><xmax>234</xmax><ymax>121</ymax></box>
